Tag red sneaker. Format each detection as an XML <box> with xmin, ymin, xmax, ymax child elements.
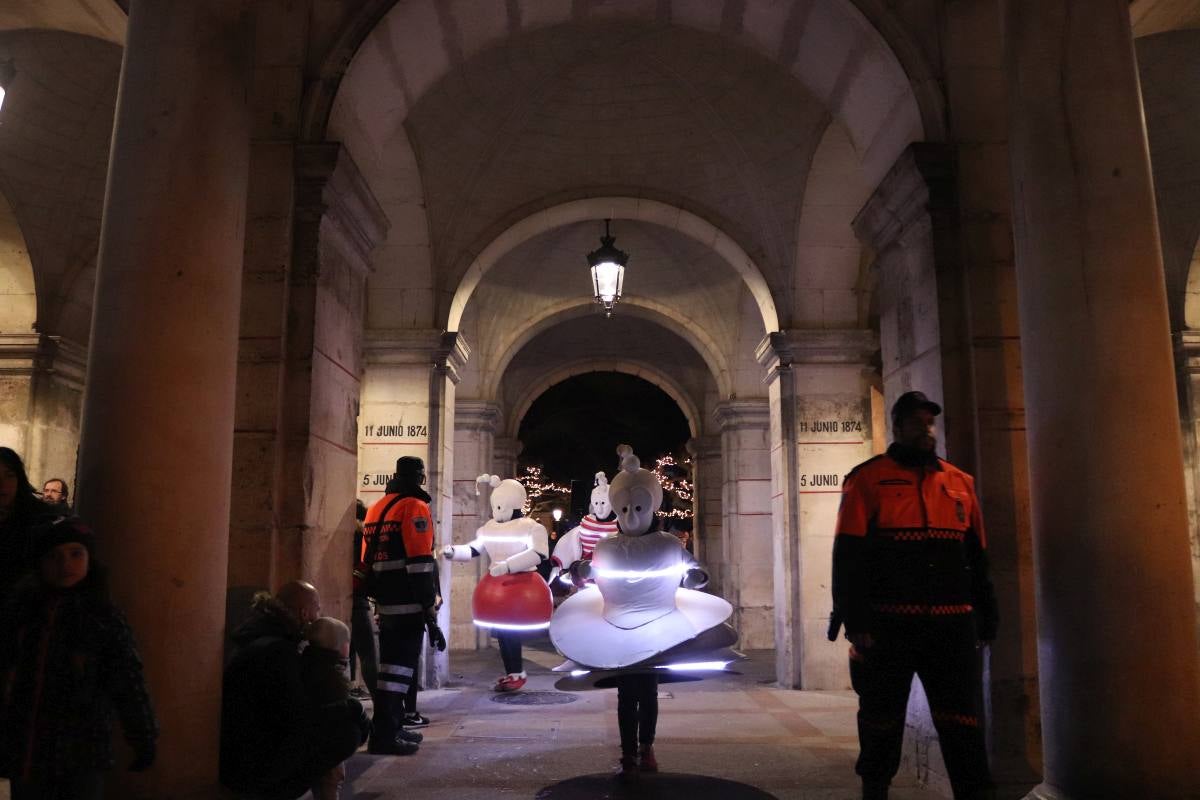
<box><xmin>494</xmin><ymin>671</ymin><xmax>527</xmax><ymax>692</ymax></box>
<box><xmin>638</xmin><ymin>744</ymin><xmax>658</xmax><ymax>773</ymax></box>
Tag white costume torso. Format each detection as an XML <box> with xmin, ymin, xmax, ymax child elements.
<box><xmin>450</xmin><ymin>516</ymin><xmax>548</xmax><ymax>571</ymax></box>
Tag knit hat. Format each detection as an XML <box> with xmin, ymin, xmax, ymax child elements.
<box><xmin>32</xmin><ymin>516</ymin><xmax>96</xmax><ymax>561</ymax></box>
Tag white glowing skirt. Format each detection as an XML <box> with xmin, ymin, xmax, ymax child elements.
<box><xmin>549</xmin><ymin>583</ymin><xmax>733</xmax><ymax>670</ymax></box>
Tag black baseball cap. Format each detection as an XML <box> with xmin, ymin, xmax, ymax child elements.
<box><xmin>891</xmin><ymin>391</ymin><xmax>942</xmax><ymax>427</ymax></box>
<box><xmin>395</xmin><ymin>456</ymin><xmax>425</xmax><ymax>478</ymax></box>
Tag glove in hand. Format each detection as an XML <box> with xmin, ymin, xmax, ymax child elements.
<box><xmin>488</xmin><ymin>560</ymin><xmax>510</xmax><ymax>577</ymax></box>
<box><xmin>681</xmin><ymin>567</ymin><xmax>709</xmax><ymax>590</ymax></box>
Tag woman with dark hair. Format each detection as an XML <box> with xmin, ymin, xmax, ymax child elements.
<box><xmin>0</xmin><ymin>517</ymin><xmax>158</xmax><ymax>799</ymax></box>
<box><xmin>0</xmin><ymin>448</ymin><xmax>56</xmax><ymax>602</ymax></box>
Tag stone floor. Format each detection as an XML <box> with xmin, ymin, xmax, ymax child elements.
<box><xmin>0</xmin><ymin>644</ymin><xmax>942</xmax><ymax>800</ymax></box>
<box><xmin>339</xmin><ymin>643</ymin><xmax>939</xmax><ymax>800</ymax></box>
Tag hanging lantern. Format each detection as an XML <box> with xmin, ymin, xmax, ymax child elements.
<box><xmin>587</xmin><ymin>218</ymin><xmax>628</xmax><ymax>317</ymax></box>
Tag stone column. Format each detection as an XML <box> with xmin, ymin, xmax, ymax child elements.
<box><xmin>1005</xmin><ymin>3</ymin><xmax>1200</xmax><ymax>796</ymax></box>
<box><xmin>686</xmin><ymin>435</ymin><xmax>721</xmax><ymax>572</ymax></box>
<box><xmin>74</xmin><ymin>2</ymin><xmax>251</xmax><ymax>796</ymax></box>
<box><xmin>0</xmin><ymin>334</ymin><xmax>86</xmax><ymax>486</ymax></box>
<box><xmin>713</xmin><ymin>400</ymin><xmax>774</xmax><ymax>652</ymax></box>
<box><xmin>493</xmin><ymin>436</ymin><xmax>521</xmax><ymax>479</ymax></box>
<box><xmin>451</xmin><ymin>401</ymin><xmax>501</xmax><ymax>649</ymax></box>
<box><xmin>360</xmin><ymin>330</ymin><xmax>469</xmax><ymax>688</ymax></box>
<box><xmin>758</xmin><ymin>331</ymin><xmax>877</xmax><ymax>690</ymax></box>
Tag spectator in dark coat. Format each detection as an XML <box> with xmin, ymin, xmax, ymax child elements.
<box><xmin>0</xmin><ymin>448</ymin><xmax>57</xmax><ymax>603</ymax></box>
<box><xmin>302</xmin><ymin>617</ymin><xmax>369</xmax><ymax>800</ymax></box>
<box><xmin>0</xmin><ymin>517</ymin><xmax>158</xmax><ymax>799</ymax></box>
<box><xmin>220</xmin><ymin>581</ymin><xmax>364</xmax><ymax>800</ymax></box>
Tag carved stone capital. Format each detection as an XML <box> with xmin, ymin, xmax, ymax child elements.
<box><xmin>294</xmin><ymin>142</ymin><xmax>389</xmax><ymax>273</ymax></box>
<box><xmin>455</xmin><ymin>401</ymin><xmax>503</xmax><ymax>434</ymax></box>
<box><xmin>1175</xmin><ymin>330</ymin><xmax>1200</xmax><ymax>375</ymax></box>
<box><xmin>0</xmin><ymin>334</ymin><xmax>87</xmax><ymax>390</ymax></box>
<box><xmin>852</xmin><ymin>143</ymin><xmax>956</xmax><ymax>257</ymax></box>
<box><xmin>756</xmin><ymin>329</ymin><xmax>878</xmax><ymax>383</ymax></box>
<box><xmin>686</xmin><ymin>434</ymin><xmax>721</xmax><ymax>461</ymax></box>
<box><xmin>364</xmin><ymin>329</ymin><xmax>472</xmax><ymax>385</ymax></box>
<box><xmin>713</xmin><ymin>399</ymin><xmax>770</xmax><ymax>432</ymax></box>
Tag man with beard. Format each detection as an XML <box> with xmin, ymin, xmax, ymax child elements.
<box><xmin>357</xmin><ymin>457</ymin><xmax>445</xmax><ymax>756</ymax></box>
<box><xmin>831</xmin><ymin>392</ymin><xmax>998</xmax><ymax>800</ymax></box>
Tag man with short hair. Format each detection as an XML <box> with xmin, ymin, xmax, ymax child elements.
<box><xmin>41</xmin><ymin>478</ymin><xmax>70</xmax><ymax>511</ymax></box>
<box><xmin>358</xmin><ymin>456</ymin><xmax>446</xmax><ymax>756</ymax></box>
<box><xmin>221</xmin><ymin>580</ymin><xmax>367</xmax><ymax>798</ymax></box>
<box><xmin>831</xmin><ymin>392</ymin><xmax>998</xmax><ymax>800</ymax></box>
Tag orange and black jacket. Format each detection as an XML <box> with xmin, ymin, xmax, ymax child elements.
<box><xmin>832</xmin><ymin>444</ymin><xmax>998</xmax><ymax>639</ymax></box>
<box><xmin>358</xmin><ymin>482</ymin><xmax>438</xmax><ymax>616</ymax></box>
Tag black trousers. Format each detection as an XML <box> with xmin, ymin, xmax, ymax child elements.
<box><xmin>349</xmin><ymin>593</ymin><xmax>378</xmax><ymax>693</ymax></box>
<box><xmin>849</xmin><ymin>618</ymin><xmax>991</xmax><ymax>799</ymax></box>
<box><xmin>9</xmin><ymin>772</ymin><xmax>103</xmax><ymax>800</ymax></box>
<box><xmin>497</xmin><ymin>632</ymin><xmax>523</xmax><ymax>674</ymax></box>
<box><xmin>616</xmin><ymin>673</ymin><xmax>659</xmax><ymax>755</ymax></box>
<box><xmin>373</xmin><ymin>613</ymin><xmax>425</xmax><ymax>741</ymax></box>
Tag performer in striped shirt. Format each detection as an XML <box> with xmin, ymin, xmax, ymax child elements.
<box><xmin>552</xmin><ymin>472</ymin><xmax>619</xmax><ymax>587</ymax></box>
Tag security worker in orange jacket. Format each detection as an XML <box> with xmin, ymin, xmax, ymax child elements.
<box><xmin>831</xmin><ymin>392</ymin><xmax>998</xmax><ymax>800</ymax></box>
<box><xmin>358</xmin><ymin>456</ymin><xmax>446</xmax><ymax>756</ymax></box>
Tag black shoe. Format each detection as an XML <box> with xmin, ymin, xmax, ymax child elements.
<box><xmin>402</xmin><ymin>711</ymin><xmax>431</xmax><ymax>728</ymax></box>
<box><xmin>396</xmin><ymin>727</ymin><xmax>424</xmax><ymax>744</ymax></box>
<box><xmin>367</xmin><ymin>736</ymin><xmax>419</xmax><ymax>756</ymax></box>
<box><xmin>862</xmin><ymin>778</ymin><xmax>889</xmax><ymax>800</ymax></box>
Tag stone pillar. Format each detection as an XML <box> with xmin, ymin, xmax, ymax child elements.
<box><xmin>1175</xmin><ymin>331</ymin><xmax>1200</xmax><ymax>643</ymax></box>
<box><xmin>74</xmin><ymin>2</ymin><xmax>251</xmax><ymax>796</ymax></box>
<box><xmin>758</xmin><ymin>331</ymin><xmax>876</xmax><ymax>690</ymax></box>
<box><xmin>493</xmin><ymin>436</ymin><xmax>521</xmax><ymax>478</ymax></box>
<box><xmin>0</xmin><ymin>334</ymin><xmax>86</xmax><ymax>486</ymax></box>
<box><xmin>1004</xmin><ymin>3</ymin><xmax>1200</xmax><ymax>796</ymax></box>
<box><xmin>451</xmin><ymin>401</ymin><xmax>502</xmax><ymax>649</ymax></box>
<box><xmin>360</xmin><ymin>331</ymin><xmax>469</xmax><ymax>688</ymax></box>
<box><xmin>686</xmin><ymin>435</ymin><xmax>721</xmax><ymax>573</ymax></box>
<box><xmin>713</xmin><ymin>400</ymin><xmax>774</xmax><ymax>652</ymax></box>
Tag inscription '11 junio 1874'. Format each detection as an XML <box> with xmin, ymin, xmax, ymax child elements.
<box><xmin>363</xmin><ymin>424</ymin><xmax>427</xmax><ymax>437</ymax></box>
<box><xmin>798</xmin><ymin>420</ymin><xmax>862</xmax><ymax>433</ymax></box>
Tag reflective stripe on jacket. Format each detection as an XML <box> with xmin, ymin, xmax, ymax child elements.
<box><xmin>832</xmin><ymin>444</ymin><xmax>998</xmax><ymax>638</ymax></box>
<box><xmin>362</xmin><ymin>495</ymin><xmax>437</xmax><ymax>614</ymax></box>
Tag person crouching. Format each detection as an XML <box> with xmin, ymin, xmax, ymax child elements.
<box><xmin>301</xmin><ymin>618</ymin><xmax>370</xmax><ymax>800</ymax></box>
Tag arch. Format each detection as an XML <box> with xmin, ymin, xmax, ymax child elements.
<box><xmin>0</xmin><ymin>186</ymin><xmax>36</xmax><ymax>333</ymax></box>
<box><xmin>478</xmin><ymin>296</ymin><xmax>734</xmax><ymax>402</ymax></box>
<box><xmin>507</xmin><ymin>358</ymin><xmax>702</xmax><ymax>440</ymax></box>
<box><xmin>303</xmin><ymin>0</ymin><xmax>939</xmax><ymax>152</ymax></box>
<box><xmin>448</xmin><ymin>197</ymin><xmax>780</xmax><ymax>334</ymax></box>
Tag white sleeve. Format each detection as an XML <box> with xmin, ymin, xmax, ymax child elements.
<box><xmin>448</xmin><ymin>536</ymin><xmax>483</xmax><ymax>561</ymax></box>
<box><xmin>551</xmin><ymin>528</ymin><xmax>583</xmax><ymax>567</ymax></box>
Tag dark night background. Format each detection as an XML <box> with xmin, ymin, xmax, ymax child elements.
<box><xmin>517</xmin><ymin>372</ymin><xmax>691</xmax><ymax>486</ymax></box>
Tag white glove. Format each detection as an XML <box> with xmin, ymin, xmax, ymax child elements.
<box><xmin>442</xmin><ymin>545</ymin><xmax>455</xmax><ymax>559</ymax></box>
<box><xmin>489</xmin><ymin>560</ymin><xmax>511</xmax><ymax>577</ymax></box>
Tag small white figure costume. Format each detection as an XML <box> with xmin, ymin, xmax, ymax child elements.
<box><xmin>550</xmin><ymin>446</ymin><xmax>738</xmax><ymax>689</ymax></box>
<box><xmin>551</xmin><ymin>472</ymin><xmax>618</xmax><ymax>585</ymax></box>
<box><xmin>443</xmin><ymin>474</ymin><xmax>552</xmax><ymax>691</ymax></box>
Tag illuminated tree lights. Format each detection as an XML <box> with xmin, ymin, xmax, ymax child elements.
<box><xmin>518</xmin><ymin>456</ymin><xmax>693</xmax><ymax>520</ymax></box>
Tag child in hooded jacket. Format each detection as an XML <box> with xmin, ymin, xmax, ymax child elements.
<box><xmin>0</xmin><ymin>517</ymin><xmax>157</xmax><ymax>800</ymax></box>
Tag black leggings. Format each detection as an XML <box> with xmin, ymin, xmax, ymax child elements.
<box><xmin>616</xmin><ymin>673</ymin><xmax>659</xmax><ymax>754</ymax></box>
<box><xmin>497</xmin><ymin>632</ymin><xmax>523</xmax><ymax>674</ymax></box>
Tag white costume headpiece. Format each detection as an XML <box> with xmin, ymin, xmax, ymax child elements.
<box><xmin>476</xmin><ymin>473</ymin><xmax>526</xmax><ymax>523</ymax></box>
<box><xmin>608</xmin><ymin>444</ymin><xmax>662</xmax><ymax>536</ymax></box>
<box><xmin>590</xmin><ymin>471</ymin><xmax>611</xmax><ymax>519</ymax></box>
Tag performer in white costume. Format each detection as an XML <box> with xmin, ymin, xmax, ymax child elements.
<box><xmin>550</xmin><ymin>445</ymin><xmax>738</xmax><ymax>778</ymax></box>
<box><xmin>442</xmin><ymin>474</ymin><xmax>551</xmax><ymax>691</ymax></box>
<box><xmin>551</xmin><ymin>471</ymin><xmax>618</xmax><ymax>587</ymax></box>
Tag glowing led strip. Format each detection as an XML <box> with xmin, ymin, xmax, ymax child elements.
<box><xmin>570</xmin><ymin>669</ymin><xmax>591</xmax><ymax>677</ymax></box>
<box><xmin>655</xmin><ymin>661</ymin><xmax>731</xmax><ymax>671</ymax></box>
<box><xmin>593</xmin><ymin>563</ymin><xmax>689</xmax><ymax>580</ymax></box>
<box><xmin>472</xmin><ymin>620</ymin><xmax>551</xmax><ymax>631</ymax></box>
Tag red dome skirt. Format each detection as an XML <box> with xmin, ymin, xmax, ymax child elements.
<box><xmin>472</xmin><ymin>571</ymin><xmax>553</xmax><ymax>630</ymax></box>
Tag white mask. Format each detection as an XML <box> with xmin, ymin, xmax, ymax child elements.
<box><xmin>590</xmin><ymin>472</ymin><xmax>611</xmax><ymax>519</ymax></box>
<box><xmin>476</xmin><ymin>474</ymin><xmax>527</xmax><ymax>523</ymax></box>
<box><xmin>607</xmin><ymin>445</ymin><xmax>663</xmax><ymax>536</ymax></box>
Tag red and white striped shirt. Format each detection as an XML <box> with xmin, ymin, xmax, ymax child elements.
<box><xmin>552</xmin><ymin>515</ymin><xmax>619</xmax><ymax>567</ymax></box>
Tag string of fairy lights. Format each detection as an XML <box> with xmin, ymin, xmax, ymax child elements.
<box><xmin>517</xmin><ymin>457</ymin><xmax>694</xmax><ymax>519</ymax></box>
